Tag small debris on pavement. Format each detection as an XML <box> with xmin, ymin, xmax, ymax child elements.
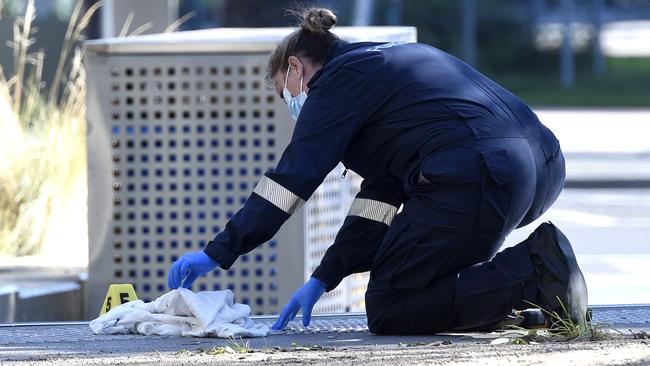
<box><xmin>490</xmin><ymin>338</ymin><xmax>510</xmax><ymax>345</ymax></box>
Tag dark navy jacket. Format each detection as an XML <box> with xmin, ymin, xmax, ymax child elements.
<box><xmin>204</xmin><ymin>40</ymin><xmax>544</xmax><ymax>291</ymax></box>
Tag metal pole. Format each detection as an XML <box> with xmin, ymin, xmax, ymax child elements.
<box><xmin>592</xmin><ymin>0</ymin><xmax>606</xmax><ymax>76</ymax></box>
<box><xmin>167</xmin><ymin>0</ymin><xmax>179</xmax><ymax>27</ymax></box>
<box><xmin>386</xmin><ymin>0</ymin><xmax>402</xmax><ymax>26</ymax></box>
<box><xmin>462</xmin><ymin>0</ymin><xmax>477</xmax><ymax>66</ymax></box>
<box><xmin>104</xmin><ymin>0</ymin><xmax>174</xmax><ymax>37</ymax></box>
<box><xmin>353</xmin><ymin>0</ymin><xmax>375</xmax><ymax>26</ymax></box>
<box><xmin>100</xmin><ymin>0</ymin><xmax>115</xmax><ymax>38</ymax></box>
<box><xmin>533</xmin><ymin>0</ymin><xmax>545</xmax><ymax>19</ymax></box>
<box><xmin>561</xmin><ymin>0</ymin><xmax>575</xmax><ymax>90</ymax></box>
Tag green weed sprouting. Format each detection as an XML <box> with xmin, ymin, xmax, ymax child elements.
<box><xmin>185</xmin><ymin>337</ymin><xmax>253</xmax><ymax>356</ymax></box>
<box><xmin>504</xmin><ymin>298</ymin><xmax>620</xmax><ymax>344</ymax></box>
<box><xmin>227</xmin><ymin>336</ymin><xmax>253</xmax><ymax>353</ymax></box>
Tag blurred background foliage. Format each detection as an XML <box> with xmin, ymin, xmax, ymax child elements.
<box><xmin>2</xmin><ymin>0</ymin><xmax>649</xmax><ymax>109</ymax></box>
<box><xmin>179</xmin><ymin>0</ymin><xmax>650</xmax><ymax>107</ymax></box>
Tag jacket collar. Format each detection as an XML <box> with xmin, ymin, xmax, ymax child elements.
<box><xmin>307</xmin><ymin>39</ymin><xmax>350</xmax><ymax>88</ymax></box>
<box><xmin>323</xmin><ymin>39</ymin><xmax>351</xmax><ymax>66</ymax></box>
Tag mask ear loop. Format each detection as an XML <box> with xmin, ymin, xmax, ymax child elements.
<box><xmin>284</xmin><ymin>65</ymin><xmax>291</xmax><ymax>90</ymax></box>
<box><xmin>284</xmin><ymin>64</ymin><xmax>304</xmax><ymax>95</ymax></box>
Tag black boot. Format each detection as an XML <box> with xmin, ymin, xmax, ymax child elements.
<box><xmin>526</xmin><ymin>222</ymin><xmax>589</xmax><ymax>326</ymax></box>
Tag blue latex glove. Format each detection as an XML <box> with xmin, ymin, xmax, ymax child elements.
<box><xmin>168</xmin><ymin>251</ymin><xmax>219</xmax><ymax>290</ymax></box>
<box><xmin>272</xmin><ymin>277</ymin><xmax>326</xmax><ymax>330</ymax></box>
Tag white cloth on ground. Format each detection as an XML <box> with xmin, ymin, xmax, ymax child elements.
<box><xmin>89</xmin><ymin>288</ymin><xmax>269</xmax><ymax>338</ymax></box>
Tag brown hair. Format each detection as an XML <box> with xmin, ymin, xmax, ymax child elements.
<box><xmin>266</xmin><ymin>7</ymin><xmax>340</xmax><ymax>84</ymax></box>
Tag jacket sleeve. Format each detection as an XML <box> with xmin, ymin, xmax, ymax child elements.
<box><xmin>311</xmin><ymin>176</ymin><xmax>405</xmax><ymax>291</ymax></box>
<box><xmin>203</xmin><ymin>67</ymin><xmax>393</xmax><ymax>269</ymax></box>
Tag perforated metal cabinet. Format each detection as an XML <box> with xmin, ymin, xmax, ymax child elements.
<box><xmin>84</xmin><ymin>27</ymin><xmax>417</xmax><ymax>319</ymax></box>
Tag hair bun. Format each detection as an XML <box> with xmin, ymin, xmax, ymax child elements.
<box><xmin>301</xmin><ymin>8</ymin><xmax>337</xmax><ymax>33</ymax></box>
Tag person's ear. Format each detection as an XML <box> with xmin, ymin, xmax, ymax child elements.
<box><xmin>287</xmin><ymin>56</ymin><xmax>304</xmax><ymax>78</ymax></box>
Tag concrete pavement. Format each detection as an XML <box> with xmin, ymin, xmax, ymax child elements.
<box><xmin>1</xmin><ymin>308</ymin><xmax>649</xmax><ymax>365</ymax></box>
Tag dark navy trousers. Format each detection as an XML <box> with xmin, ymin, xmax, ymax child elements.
<box><xmin>365</xmin><ymin>126</ymin><xmax>565</xmax><ymax>334</ymax></box>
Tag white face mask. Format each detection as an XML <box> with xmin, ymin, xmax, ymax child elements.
<box><xmin>282</xmin><ymin>65</ymin><xmax>308</xmax><ymax>122</ymax></box>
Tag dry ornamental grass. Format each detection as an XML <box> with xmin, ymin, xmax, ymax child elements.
<box><xmin>0</xmin><ymin>0</ymin><xmax>192</xmax><ymax>258</ymax></box>
<box><xmin>0</xmin><ymin>0</ymin><xmax>100</xmax><ymax>256</ymax></box>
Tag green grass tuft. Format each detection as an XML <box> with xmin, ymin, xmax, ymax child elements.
<box><xmin>508</xmin><ymin>298</ymin><xmax>621</xmax><ymax>343</ymax></box>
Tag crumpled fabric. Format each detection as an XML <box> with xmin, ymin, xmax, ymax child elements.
<box><xmin>89</xmin><ymin>288</ymin><xmax>268</xmax><ymax>338</ymax></box>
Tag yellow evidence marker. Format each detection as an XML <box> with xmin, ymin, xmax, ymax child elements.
<box><xmin>99</xmin><ymin>284</ymin><xmax>138</xmax><ymax>316</ymax></box>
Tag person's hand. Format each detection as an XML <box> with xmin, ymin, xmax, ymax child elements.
<box><xmin>272</xmin><ymin>277</ymin><xmax>326</xmax><ymax>330</ymax></box>
<box><xmin>168</xmin><ymin>251</ymin><xmax>219</xmax><ymax>289</ymax></box>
